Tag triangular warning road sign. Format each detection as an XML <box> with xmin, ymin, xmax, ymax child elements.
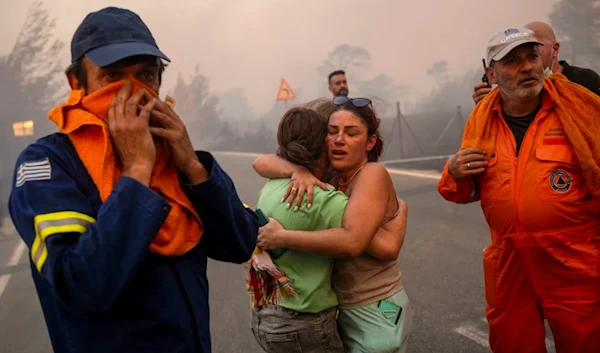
<box><xmin>276</xmin><ymin>78</ymin><xmax>296</xmax><ymax>102</ymax></box>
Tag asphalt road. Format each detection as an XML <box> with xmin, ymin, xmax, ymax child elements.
<box><xmin>0</xmin><ymin>152</ymin><xmax>556</xmax><ymax>353</ymax></box>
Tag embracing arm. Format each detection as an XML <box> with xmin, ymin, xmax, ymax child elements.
<box><xmin>252</xmin><ymin>154</ymin><xmax>329</xmax><ymax>209</ymax></box>
<box><xmin>252</xmin><ymin>154</ymin><xmax>296</xmax><ymax>178</ymax></box>
<box><xmin>272</xmin><ymin>163</ymin><xmax>392</xmax><ymax>258</ymax></box>
<box><xmin>364</xmin><ymin>196</ymin><xmax>408</xmax><ymax>261</ymax></box>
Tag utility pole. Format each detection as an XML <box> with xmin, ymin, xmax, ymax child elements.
<box><xmin>434</xmin><ymin>105</ymin><xmax>464</xmax><ymax>151</ymax></box>
<box><xmin>394</xmin><ymin>101</ymin><xmax>424</xmax><ymax>158</ymax></box>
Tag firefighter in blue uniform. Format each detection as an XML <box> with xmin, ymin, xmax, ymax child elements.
<box><xmin>8</xmin><ymin>7</ymin><xmax>259</xmax><ymax>353</ymax></box>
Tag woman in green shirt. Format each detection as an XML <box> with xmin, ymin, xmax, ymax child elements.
<box><xmin>249</xmin><ymin>106</ymin><xmax>347</xmax><ymax>353</ymax></box>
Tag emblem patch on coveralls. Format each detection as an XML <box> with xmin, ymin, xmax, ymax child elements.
<box><xmin>549</xmin><ymin>169</ymin><xmax>572</xmax><ymax>193</ymax></box>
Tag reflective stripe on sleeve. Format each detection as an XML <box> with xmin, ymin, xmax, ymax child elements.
<box><xmin>30</xmin><ymin>211</ymin><xmax>96</xmax><ymax>273</ymax></box>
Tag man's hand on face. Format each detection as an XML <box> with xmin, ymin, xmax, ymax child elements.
<box><xmin>473</xmin><ymin>82</ymin><xmax>492</xmax><ymax>104</ymax></box>
<box><xmin>141</xmin><ymin>92</ymin><xmax>209</xmax><ymax>185</ymax></box>
<box><xmin>448</xmin><ymin>147</ymin><xmax>488</xmax><ymax>180</ymax></box>
<box><xmin>108</xmin><ymin>81</ymin><xmax>157</xmax><ymax>186</ymax></box>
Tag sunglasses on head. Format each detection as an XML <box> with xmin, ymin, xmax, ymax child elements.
<box><xmin>333</xmin><ymin>96</ymin><xmax>372</xmax><ymax>108</ymax></box>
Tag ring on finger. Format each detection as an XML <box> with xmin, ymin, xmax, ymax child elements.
<box><xmin>291</xmin><ymin>187</ymin><xmax>297</xmax><ymax>191</ymax></box>
<box><xmin>467</xmin><ymin>162</ymin><xmax>471</xmax><ymax>169</ymax></box>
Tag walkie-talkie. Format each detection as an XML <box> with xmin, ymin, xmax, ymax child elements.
<box><xmin>255</xmin><ymin>208</ymin><xmax>269</xmax><ymax>226</ymax></box>
<box><xmin>481</xmin><ymin>58</ymin><xmax>491</xmax><ymax>88</ymax></box>
<box><xmin>255</xmin><ymin>208</ymin><xmax>288</xmax><ymax>259</ymax></box>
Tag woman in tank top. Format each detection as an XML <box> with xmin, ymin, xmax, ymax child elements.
<box><xmin>253</xmin><ymin>97</ymin><xmax>412</xmax><ymax>353</ymax></box>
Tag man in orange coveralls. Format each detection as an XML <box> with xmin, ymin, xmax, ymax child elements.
<box><xmin>438</xmin><ymin>27</ymin><xmax>600</xmax><ymax>353</ymax></box>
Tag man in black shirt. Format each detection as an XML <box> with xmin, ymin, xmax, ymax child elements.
<box><xmin>558</xmin><ymin>60</ymin><xmax>600</xmax><ymax>95</ymax></box>
<box><xmin>473</xmin><ymin>21</ymin><xmax>600</xmax><ymax>103</ymax></box>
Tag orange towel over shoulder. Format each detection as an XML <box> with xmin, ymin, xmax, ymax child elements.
<box><xmin>462</xmin><ymin>73</ymin><xmax>600</xmax><ymax>197</ymax></box>
<box><xmin>48</xmin><ymin>79</ymin><xmax>203</xmax><ymax>256</ymax></box>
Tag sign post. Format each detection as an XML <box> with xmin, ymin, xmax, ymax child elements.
<box><xmin>276</xmin><ymin>78</ymin><xmax>296</xmax><ymax>110</ymax></box>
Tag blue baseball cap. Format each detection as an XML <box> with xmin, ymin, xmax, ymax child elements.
<box><xmin>70</xmin><ymin>7</ymin><xmax>170</xmax><ymax>67</ymax></box>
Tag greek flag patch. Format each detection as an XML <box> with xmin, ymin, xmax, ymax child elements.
<box><xmin>16</xmin><ymin>158</ymin><xmax>52</xmax><ymax>187</ymax></box>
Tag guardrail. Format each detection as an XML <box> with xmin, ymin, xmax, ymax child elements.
<box><xmin>380</xmin><ymin>155</ymin><xmax>453</xmax><ymax>165</ymax></box>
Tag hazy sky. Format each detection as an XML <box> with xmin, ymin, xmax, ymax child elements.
<box><xmin>0</xmin><ymin>0</ymin><xmax>557</xmax><ymax>114</ymax></box>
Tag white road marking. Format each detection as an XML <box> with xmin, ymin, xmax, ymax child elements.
<box><xmin>454</xmin><ymin>325</ymin><xmax>490</xmax><ymax>347</ymax></box>
<box><xmin>458</xmin><ymin>319</ymin><xmax>556</xmax><ymax>353</ymax></box>
<box><xmin>7</xmin><ymin>241</ymin><xmax>25</xmax><ymax>269</ymax></box>
<box><xmin>0</xmin><ymin>240</ymin><xmax>27</xmax><ymax>299</ymax></box>
<box><xmin>545</xmin><ymin>338</ymin><xmax>556</xmax><ymax>351</ymax></box>
<box><xmin>0</xmin><ymin>276</ymin><xmax>10</xmax><ymax>301</ymax></box>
